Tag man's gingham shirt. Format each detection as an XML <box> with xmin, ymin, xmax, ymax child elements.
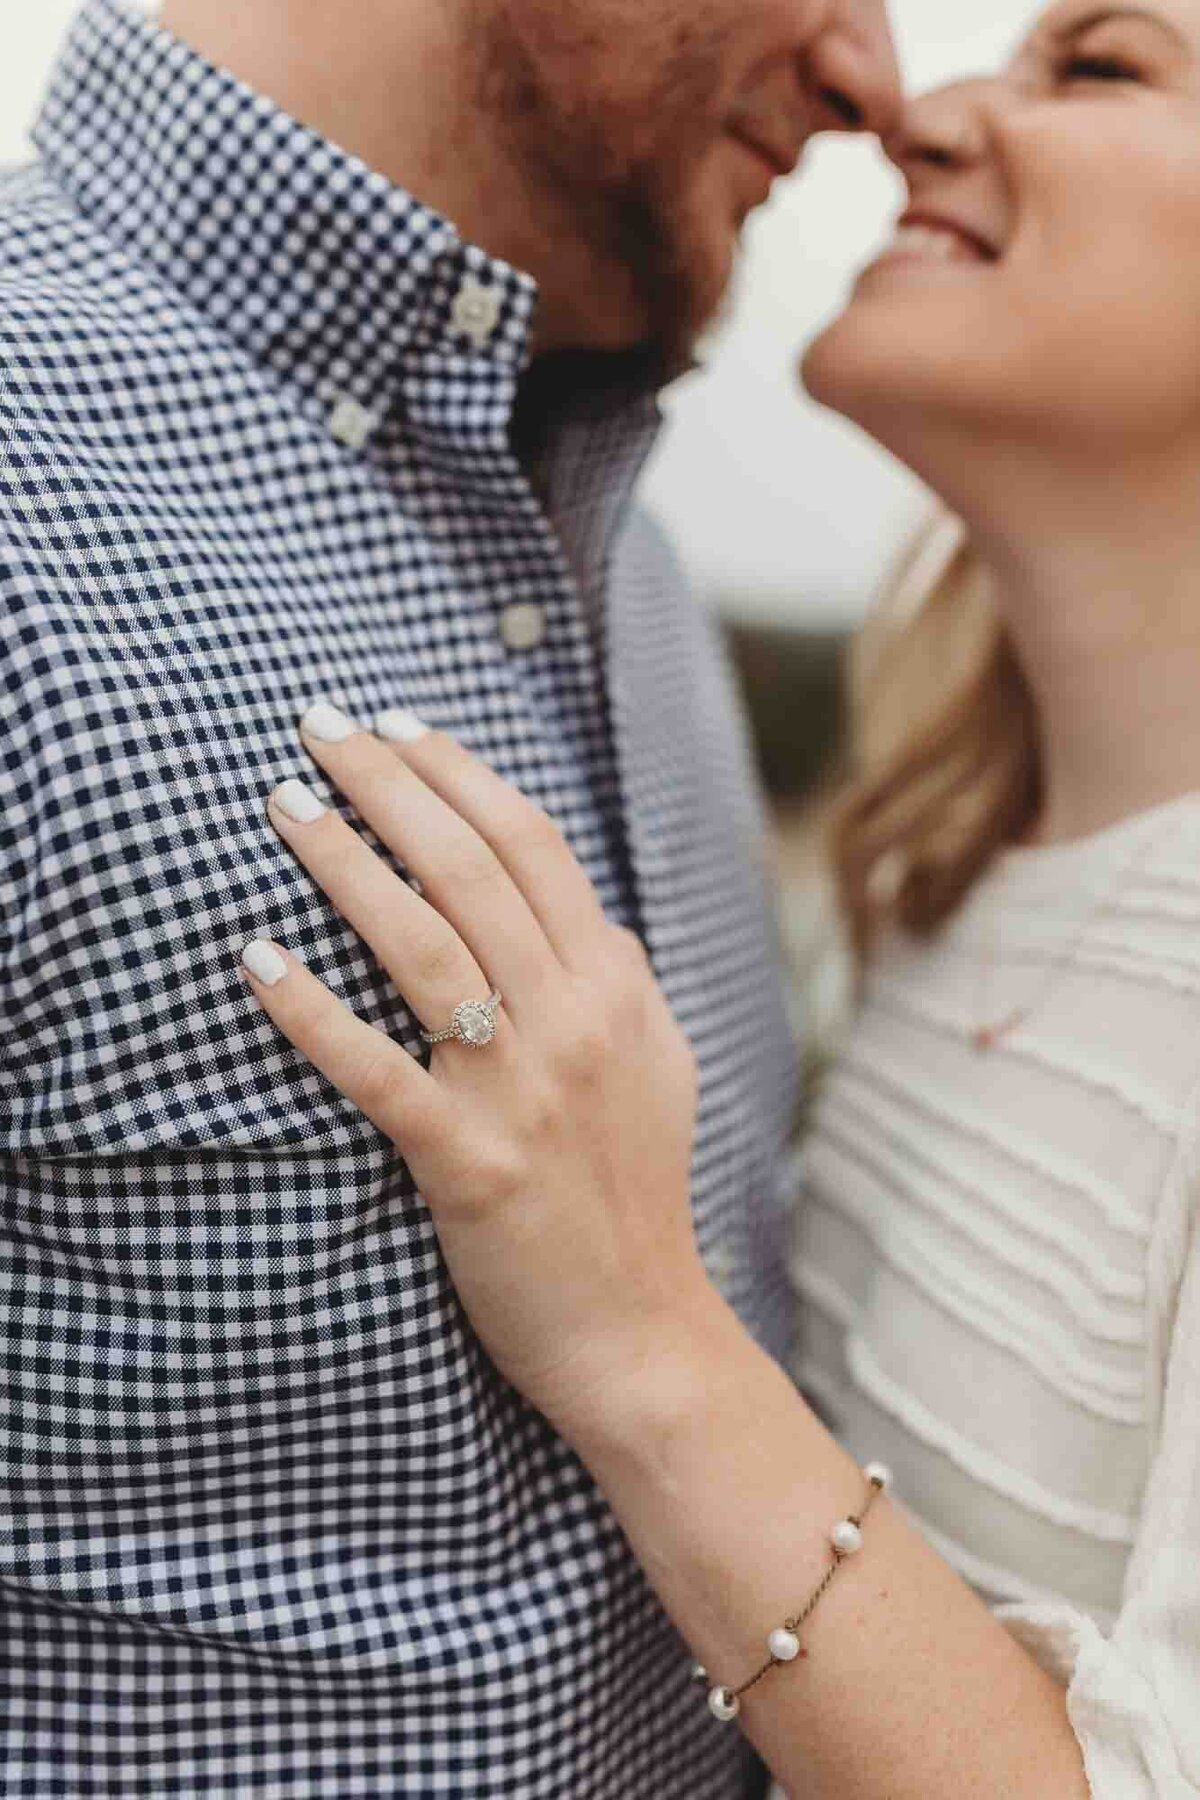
<box><xmin>0</xmin><ymin>4</ymin><xmax>798</xmax><ymax>1794</ymax></box>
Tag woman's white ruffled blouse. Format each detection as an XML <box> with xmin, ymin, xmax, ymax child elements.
<box><xmin>794</xmin><ymin>796</ymin><xmax>1200</xmax><ymax>1795</ymax></box>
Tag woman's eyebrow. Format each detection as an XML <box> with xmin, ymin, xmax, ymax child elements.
<box><xmin>1048</xmin><ymin>6</ymin><xmax>1189</xmax><ymax>47</ymax></box>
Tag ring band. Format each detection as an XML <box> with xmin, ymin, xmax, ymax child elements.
<box><xmin>421</xmin><ymin>992</ymin><xmax>503</xmax><ymax>1049</ymax></box>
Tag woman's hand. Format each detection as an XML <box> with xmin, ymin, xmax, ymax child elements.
<box><xmin>239</xmin><ymin>703</ymin><xmax>717</xmax><ymax>1445</ymax></box>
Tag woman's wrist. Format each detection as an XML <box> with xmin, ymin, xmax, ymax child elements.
<box><xmin>556</xmin><ymin>1282</ymin><xmax>785</xmax><ymax>1473</ymax></box>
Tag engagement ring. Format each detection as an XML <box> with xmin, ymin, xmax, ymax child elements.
<box><xmin>421</xmin><ymin>992</ymin><xmax>503</xmax><ymax>1049</ymax></box>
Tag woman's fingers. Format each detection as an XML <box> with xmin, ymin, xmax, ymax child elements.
<box><xmin>297</xmin><ymin>705</ymin><xmax>559</xmax><ymax>998</ymax></box>
<box><xmin>266</xmin><ymin>778</ymin><xmax>495</xmax><ymax>1039</ymax></box>
<box><xmin>374</xmin><ymin>708</ymin><xmax>611</xmax><ymax>970</ymax></box>
<box><xmin>238</xmin><ymin>940</ymin><xmax>452</xmax><ymax>1150</ymax></box>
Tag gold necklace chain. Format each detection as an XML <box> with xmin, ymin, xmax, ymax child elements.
<box><xmin>970</xmin><ymin>818</ymin><xmax>1157</xmax><ymax>1055</ymax></box>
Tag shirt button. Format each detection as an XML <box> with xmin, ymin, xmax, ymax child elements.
<box><xmin>499</xmin><ymin>602</ymin><xmax>547</xmax><ymax>652</ymax></box>
<box><xmin>329</xmin><ymin>396</ymin><xmax>376</xmax><ymax>449</ymax></box>
<box><xmin>452</xmin><ymin>277</ymin><xmax>502</xmax><ymax>347</ymax></box>
<box><xmin>707</xmin><ymin>1243</ymin><xmax>737</xmax><ymax>1288</ymax></box>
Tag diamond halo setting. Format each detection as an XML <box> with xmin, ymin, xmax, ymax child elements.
<box><xmin>421</xmin><ymin>991</ymin><xmax>503</xmax><ymax>1050</ymax></box>
<box><xmin>453</xmin><ymin>1001</ymin><xmax>498</xmax><ymax>1048</ymax></box>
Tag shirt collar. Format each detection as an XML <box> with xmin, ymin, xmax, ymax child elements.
<box><xmin>33</xmin><ymin>0</ymin><xmax>540</xmax><ymax>421</ymax></box>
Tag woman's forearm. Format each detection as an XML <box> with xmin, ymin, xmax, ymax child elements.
<box><xmin>567</xmin><ymin>1296</ymin><xmax>1089</xmax><ymax>1800</ymax></box>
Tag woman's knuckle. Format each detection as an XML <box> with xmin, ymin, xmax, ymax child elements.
<box><xmin>594</xmin><ymin>930</ymin><xmax>649</xmax><ymax>1013</ymax></box>
<box><xmin>440</xmin><ymin>842</ymin><xmax>502</xmax><ymax>895</ymax></box>
<box><xmin>361</xmin><ymin>766</ymin><xmax>409</xmax><ymax>822</ymax></box>
<box><xmin>301</xmin><ymin>996</ymin><xmax>347</xmax><ymax>1059</ymax></box>
<box><xmin>351</xmin><ymin>1042</ymin><xmax>403</xmax><ymax>1114</ymax></box>
<box><xmin>415</xmin><ymin>920</ymin><xmax>471</xmax><ymax>987</ymax></box>
<box><xmin>458</xmin><ymin>1140</ymin><xmax>526</xmax><ymax>1209</ymax></box>
<box><xmin>553</xmin><ymin>1013</ymin><xmax>612</xmax><ymax>1082</ymax></box>
<box><xmin>515</xmin><ymin>1076</ymin><xmax>560</xmax><ymax>1141</ymax></box>
<box><xmin>610</xmin><ymin>924</ymin><xmax>651</xmax><ymax>973</ymax></box>
<box><xmin>515</xmin><ymin>803</ymin><xmax>563</xmax><ymax>857</ymax></box>
<box><xmin>488</xmin><ymin>1151</ymin><xmax>527</xmax><ymax>1206</ymax></box>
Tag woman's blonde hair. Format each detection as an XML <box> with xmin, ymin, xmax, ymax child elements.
<box><xmin>829</xmin><ymin>513</ymin><xmax>1043</xmax><ymax>966</ymax></box>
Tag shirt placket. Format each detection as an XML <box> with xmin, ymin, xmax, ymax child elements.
<box><xmin>376</xmin><ymin>265</ymin><xmax>645</xmax><ymax>931</ymax></box>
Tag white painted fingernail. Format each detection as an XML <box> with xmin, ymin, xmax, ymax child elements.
<box><xmin>375</xmin><ymin>708</ymin><xmax>430</xmax><ymax>744</ymax></box>
<box><xmin>273</xmin><ymin>779</ymin><xmax>327</xmax><ymax>824</ymax></box>
<box><xmin>241</xmin><ymin>940</ymin><xmax>289</xmax><ymax>986</ymax></box>
<box><xmin>301</xmin><ymin>701</ymin><xmax>358</xmax><ymax>743</ymax></box>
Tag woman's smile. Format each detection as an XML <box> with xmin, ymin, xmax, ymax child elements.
<box><xmin>806</xmin><ymin>0</ymin><xmax>1200</xmax><ymax>472</ymax></box>
<box><xmin>860</xmin><ymin>214</ymin><xmax>1002</xmax><ymax>284</ymax></box>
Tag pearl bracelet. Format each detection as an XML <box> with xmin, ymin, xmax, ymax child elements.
<box><xmin>695</xmin><ymin>1461</ymin><xmax>892</xmax><ymax>1724</ymax></box>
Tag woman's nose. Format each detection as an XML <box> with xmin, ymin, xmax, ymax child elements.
<box><xmin>883</xmin><ymin>80</ymin><xmax>997</xmax><ymax>176</ymax></box>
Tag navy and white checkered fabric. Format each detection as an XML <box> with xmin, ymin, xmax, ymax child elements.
<box><xmin>0</xmin><ymin>3</ymin><xmax>799</xmax><ymax>1793</ymax></box>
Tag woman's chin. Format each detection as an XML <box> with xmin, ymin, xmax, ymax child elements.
<box><xmin>800</xmin><ymin>309</ymin><xmax>909</xmax><ymax>433</ymax></box>
<box><xmin>801</xmin><ymin>299</ymin><xmax>995</xmax><ymax>459</ymax></box>
<box><xmin>799</xmin><ymin>316</ymin><xmax>855</xmax><ymax>412</ymax></box>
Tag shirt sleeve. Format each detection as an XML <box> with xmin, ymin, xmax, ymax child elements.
<box><xmin>993</xmin><ymin>1163</ymin><xmax>1200</xmax><ymax>1798</ymax></box>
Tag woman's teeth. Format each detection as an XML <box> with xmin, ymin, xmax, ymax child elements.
<box><xmin>886</xmin><ymin>223</ymin><xmax>988</xmax><ymax>263</ymax></box>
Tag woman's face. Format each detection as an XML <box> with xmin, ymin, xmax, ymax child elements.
<box><xmin>805</xmin><ymin>0</ymin><xmax>1200</xmax><ymax>464</ymax></box>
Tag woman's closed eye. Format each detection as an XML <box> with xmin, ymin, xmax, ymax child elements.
<box><xmin>1058</xmin><ymin>51</ymin><xmax>1147</xmax><ymax>83</ymax></box>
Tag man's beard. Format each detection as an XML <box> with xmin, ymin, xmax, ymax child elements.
<box><xmin>605</xmin><ymin>162</ymin><xmax>731</xmax><ymax>375</ymax></box>
<box><xmin>474</xmin><ymin>5</ymin><xmax>740</xmax><ymax>371</ymax></box>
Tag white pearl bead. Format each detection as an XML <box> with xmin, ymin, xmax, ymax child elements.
<box><xmin>691</xmin><ymin>1662</ymin><xmax>709</xmax><ymax>1686</ymax></box>
<box><xmin>768</xmin><ymin>1627</ymin><xmax>801</xmax><ymax>1663</ymax></box>
<box><xmin>831</xmin><ymin>1519</ymin><xmax>863</xmax><ymax>1556</ymax></box>
<box><xmin>864</xmin><ymin>1461</ymin><xmax>893</xmax><ymax>1492</ymax></box>
<box><xmin>708</xmin><ymin>1686</ymin><xmax>741</xmax><ymax>1722</ymax></box>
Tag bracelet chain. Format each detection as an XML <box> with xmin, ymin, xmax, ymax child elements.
<box><xmin>702</xmin><ymin>1467</ymin><xmax>890</xmax><ymax>1717</ymax></box>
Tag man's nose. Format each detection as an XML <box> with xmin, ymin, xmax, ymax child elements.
<box><xmin>806</xmin><ymin>0</ymin><xmax>903</xmax><ymax>140</ymax></box>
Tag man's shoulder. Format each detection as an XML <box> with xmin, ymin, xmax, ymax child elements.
<box><xmin>0</xmin><ymin>159</ymin><xmax>68</xmax><ymax>240</ymax></box>
<box><xmin>0</xmin><ymin>157</ymin><xmax>205</xmax><ymax>408</ymax></box>
<box><xmin>0</xmin><ymin>159</ymin><xmax>233</xmax><ymax>621</ymax></box>
<box><xmin>0</xmin><ymin>158</ymin><xmax>128</xmax><ymax>308</ymax></box>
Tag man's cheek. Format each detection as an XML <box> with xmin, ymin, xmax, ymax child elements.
<box><xmin>685</xmin><ymin>137</ymin><xmax>756</xmax><ymax>236</ymax></box>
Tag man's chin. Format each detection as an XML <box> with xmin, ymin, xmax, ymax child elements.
<box><xmin>639</xmin><ymin>225</ymin><xmax>739</xmax><ymax>374</ymax></box>
<box><xmin>538</xmin><ymin>160</ymin><xmax>743</xmax><ymax>372</ymax></box>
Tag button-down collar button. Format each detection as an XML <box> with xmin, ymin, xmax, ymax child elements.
<box><xmin>498</xmin><ymin>601</ymin><xmax>546</xmax><ymax>652</ymax></box>
<box><xmin>452</xmin><ymin>277</ymin><xmax>502</xmax><ymax>347</ymax></box>
<box><xmin>329</xmin><ymin>396</ymin><xmax>376</xmax><ymax>449</ymax></box>
<box><xmin>707</xmin><ymin>1242</ymin><xmax>737</xmax><ymax>1289</ymax></box>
